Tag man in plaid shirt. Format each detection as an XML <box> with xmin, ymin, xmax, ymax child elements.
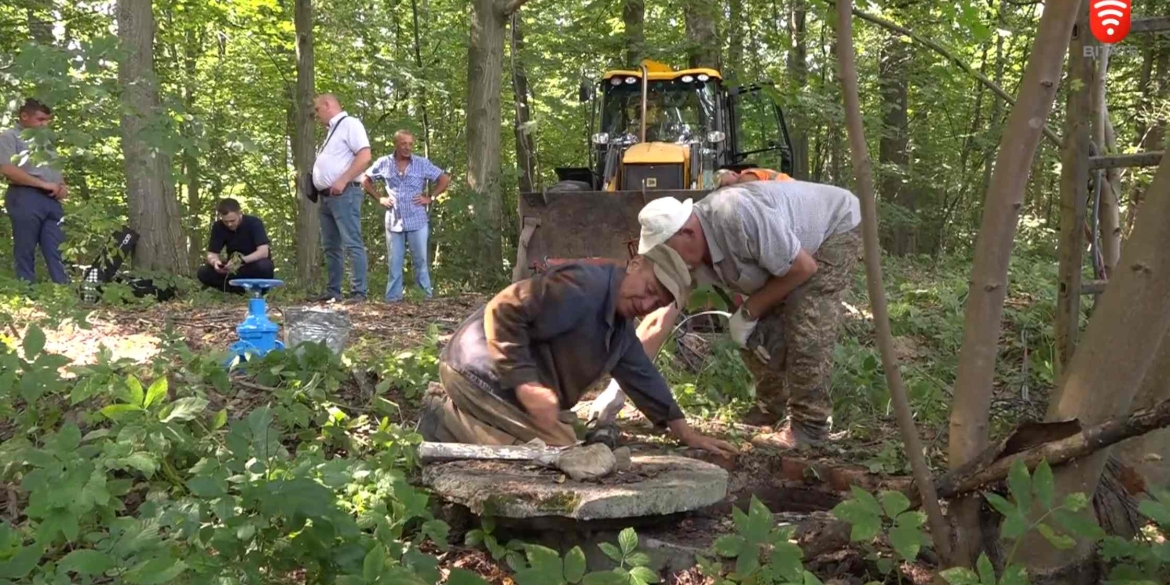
<box><xmin>362</xmin><ymin>129</ymin><xmax>450</xmax><ymax>302</ymax></box>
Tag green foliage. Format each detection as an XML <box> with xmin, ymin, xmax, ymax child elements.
<box><xmin>0</xmin><ymin>326</ymin><xmax>442</xmax><ymax>584</ymax></box>
<box><xmin>831</xmin><ymin>486</ymin><xmax>931</xmax><ymax>580</ymax></box>
<box><xmin>465</xmin><ymin>516</ymin><xmax>526</xmax><ymax>571</ymax></box>
<box><xmin>1098</xmin><ymin>489</ymin><xmax>1170</xmax><ymax>584</ymax></box>
<box><xmin>372</xmin><ymin>324</ymin><xmax>442</xmax><ymax>404</ymax></box>
<box><xmin>465</xmin><ymin>524</ymin><xmax>659</xmax><ymax>585</ymax></box>
<box><xmin>932</xmin><ymin>459</ymin><xmax>1110</xmax><ymax>585</ymax></box>
<box><xmin>659</xmin><ymin>335</ymin><xmax>756</xmax><ymax>419</ymax></box>
<box><xmin>698</xmin><ymin>496</ymin><xmax>819</xmax><ymax>585</ymax></box>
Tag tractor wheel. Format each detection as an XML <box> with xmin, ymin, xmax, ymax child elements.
<box><xmin>548</xmin><ymin>180</ymin><xmax>594</xmax><ymax>192</ymax></box>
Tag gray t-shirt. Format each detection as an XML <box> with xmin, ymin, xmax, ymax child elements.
<box><xmin>693</xmin><ymin>180</ymin><xmax>861</xmax><ymax>293</ymax></box>
<box><xmin>0</xmin><ymin>124</ymin><xmax>63</xmax><ymax>184</ymax></box>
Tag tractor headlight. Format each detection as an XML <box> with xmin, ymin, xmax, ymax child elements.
<box><xmin>592</xmin><ymin>132</ymin><xmax>610</xmax><ymax>145</ymax></box>
<box><xmin>681</xmin><ymin>75</ymin><xmax>694</xmax><ymax>83</ymax></box>
<box><xmin>707</xmin><ymin>131</ymin><xmax>726</xmax><ymax>143</ymax></box>
<box><xmin>697</xmin><ymin>74</ymin><xmax>710</xmax><ymax>81</ymax></box>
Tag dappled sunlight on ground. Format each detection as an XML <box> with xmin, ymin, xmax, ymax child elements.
<box><xmin>15</xmin><ymin>293</ymin><xmax>490</xmax><ymax>369</ymax></box>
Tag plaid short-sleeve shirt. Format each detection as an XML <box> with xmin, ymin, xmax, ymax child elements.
<box><xmin>366</xmin><ymin>154</ymin><xmax>445</xmax><ymax>232</ymax></box>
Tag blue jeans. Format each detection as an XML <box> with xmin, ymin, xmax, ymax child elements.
<box><xmin>385</xmin><ymin>223</ymin><xmax>432</xmax><ymax>302</ymax></box>
<box><xmin>5</xmin><ymin>185</ymin><xmax>69</xmax><ymax>284</ymax></box>
<box><xmin>319</xmin><ymin>184</ymin><xmax>368</xmax><ymax>297</ymax></box>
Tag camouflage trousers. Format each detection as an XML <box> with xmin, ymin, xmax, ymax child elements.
<box><xmin>740</xmin><ymin>227</ymin><xmax>861</xmax><ymax>439</ymax></box>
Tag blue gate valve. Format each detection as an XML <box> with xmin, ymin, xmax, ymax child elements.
<box><xmin>225</xmin><ymin>278</ymin><xmax>285</xmax><ymax>366</ymax></box>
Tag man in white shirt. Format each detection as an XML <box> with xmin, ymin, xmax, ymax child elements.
<box><xmin>635</xmin><ymin>180</ymin><xmax>862</xmax><ymax>450</ymax></box>
<box><xmin>311</xmin><ymin>94</ymin><xmax>371</xmax><ymax>303</ymax></box>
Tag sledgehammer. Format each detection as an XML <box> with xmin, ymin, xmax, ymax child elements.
<box><xmin>418</xmin><ymin>442</ymin><xmax>619</xmax><ymax>481</ymax></box>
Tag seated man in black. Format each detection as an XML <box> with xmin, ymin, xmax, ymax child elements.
<box><xmin>196</xmin><ymin>198</ymin><xmax>275</xmax><ymax>293</ymax></box>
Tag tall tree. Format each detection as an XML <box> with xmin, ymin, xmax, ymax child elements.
<box><xmin>1117</xmin><ymin>330</ymin><xmax>1170</xmax><ymax>490</ymax></box>
<box><xmin>622</xmin><ymin>0</ymin><xmax>644</xmax><ymax>67</ymax></box>
<box><xmin>510</xmin><ymin>13</ymin><xmax>536</xmax><ymax>193</ymax></box>
<box><xmin>467</xmin><ymin>0</ymin><xmax>530</xmax><ymax>281</ymax></box>
<box><xmin>1023</xmin><ymin>143</ymin><xmax>1170</xmax><ymax>579</ymax></box>
<box><xmin>410</xmin><ymin>0</ymin><xmax>432</xmax><ymax>149</ymax></box>
<box><xmin>683</xmin><ymin>0</ymin><xmax>719</xmax><ymax>69</ymax></box>
<box><xmin>117</xmin><ymin>0</ymin><xmax>188</xmax><ymax>273</ymax></box>
<box><xmin>946</xmin><ymin>0</ymin><xmax>1081</xmax><ymax>562</ymax></box>
<box><xmin>181</xmin><ymin>26</ymin><xmax>203</xmax><ymax>271</ymax></box>
<box><xmin>834</xmin><ymin>0</ymin><xmax>952</xmax><ymax>565</ymax></box>
<box><xmin>878</xmin><ymin>34</ymin><xmax>912</xmax><ymax>254</ymax></box>
<box><xmin>787</xmin><ymin>0</ymin><xmax>809</xmax><ymax>180</ymax></box>
<box><xmin>1093</xmin><ymin>48</ymin><xmax>1121</xmax><ymax>276</ymax></box>
<box><xmin>726</xmin><ymin>0</ymin><xmax>743</xmax><ymax>79</ymax></box>
<box><xmin>293</xmin><ymin>0</ymin><xmax>322</xmax><ymax>287</ymax></box>
<box><xmin>1055</xmin><ymin>10</ymin><xmax>1096</xmax><ymax>377</ymax></box>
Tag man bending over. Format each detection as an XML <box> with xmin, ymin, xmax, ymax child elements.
<box><xmin>418</xmin><ymin>246</ymin><xmax>737</xmax><ymax>458</ymax></box>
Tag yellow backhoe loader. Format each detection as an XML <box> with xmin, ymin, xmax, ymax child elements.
<box><xmin>513</xmin><ymin>60</ymin><xmax>795</xmax><ymax>281</ymax></box>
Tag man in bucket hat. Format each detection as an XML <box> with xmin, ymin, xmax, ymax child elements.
<box><xmin>418</xmin><ymin>245</ymin><xmax>737</xmax><ymax>458</ymax></box>
<box><xmin>636</xmin><ymin>181</ymin><xmax>861</xmax><ymax>449</ymax></box>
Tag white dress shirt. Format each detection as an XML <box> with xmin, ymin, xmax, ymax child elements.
<box><xmin>312</xmin><ymin>111</ymin><xmax>371</xmax><ymax>190</ymax></box>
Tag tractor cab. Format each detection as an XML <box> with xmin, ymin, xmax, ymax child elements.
<box><xmin>552</xmin><ymin>60</ymin><xmax>794</xmax><ymax>193</ymax></box>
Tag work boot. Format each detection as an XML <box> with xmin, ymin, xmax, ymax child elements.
<box><xmin>417</xmin><ymin>390</ymin><xmax>445</xmax><ymax>442</ymax></box>
<box><xmin>750</xmin><ymin>419</ymin><xmax>825</xmax><ymax>451</ymax></box>
<box><xmin>342</xmin><ymin>294</ymin><xmax>367</xmax><ymax>305</ymax></box>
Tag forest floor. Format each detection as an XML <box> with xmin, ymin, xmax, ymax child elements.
<box><xmin>7</xmin><ymin>287</ymin><xmax>1034</xmax><ymax>583</ymax></box>
<box><xmin>1</xmin><ymin>252</ymin><xmax>1066</xmax><ymax>583</ymax></box>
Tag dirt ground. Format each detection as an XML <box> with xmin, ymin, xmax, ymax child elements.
<box><xmin>24</xmin><ymin>295</ymin><xmax>928</xmax><ymax>584</ymax></box>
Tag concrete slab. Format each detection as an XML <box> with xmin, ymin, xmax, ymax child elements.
<box><xmin>421</xmin><ymin>455</ymin><xmax>729</xmax><ymax>520</ymax></box>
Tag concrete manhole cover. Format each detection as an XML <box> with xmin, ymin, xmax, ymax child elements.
<box><xmin>422</xmin><ymin>455</ymin><xmax>729</xmax><ymax>520</ymax></box>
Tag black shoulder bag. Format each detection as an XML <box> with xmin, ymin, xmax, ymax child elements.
<box><xmin>302</xmin><ymin>115</ymin><xmax>349</xmax><ymax>203</ymax></box>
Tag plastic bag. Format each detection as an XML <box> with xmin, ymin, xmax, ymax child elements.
<box><xmin>283</xmin><ymin>306</ymin><xmax>352</xmax><ymax>355</ymax></box>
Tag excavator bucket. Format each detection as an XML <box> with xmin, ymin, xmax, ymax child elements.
<box><xmin>512</xmin><ymin>188</ymin><xmax>713</xmax><ymax>282</ymax></box>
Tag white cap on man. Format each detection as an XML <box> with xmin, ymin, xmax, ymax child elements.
<box><xmin>637</xmin><ymin>197</ymin><xmax>694</xmax><ymax>254</ymax></box>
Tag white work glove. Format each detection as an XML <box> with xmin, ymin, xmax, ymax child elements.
<box><xmin>728</xmin><ymin>305</ymin><xmax>758</xmax><ymax>348</ymax></box>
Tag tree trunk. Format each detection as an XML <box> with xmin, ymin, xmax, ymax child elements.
<box><xmin>787</xmin><ymin>0</ymin><xmax>809</xmax><ymax>180</ymax></box>
<box><xmin>467</xmin><ymin>0</ymin><xmax>524</xmax><ymax>283</ymax></box>
<box><xmin>1021</xmin><ymin>134</ymin><xmax>1170</xmax><ymax>578</ymax></box>
<box><xmin>1056</xmin><ymin>11</ymin><xmax>1096</xmax><ymax>381</ymax></box>
<box><xmin>410</xmin><ymin>0</ymin><xmax>432</xmax><ymax>150</ymax></box>
<box><xmin>726</xmin><ymin>0</ymin><xmax>743</xmax><ymax>79</ymax></box>
<box><xmin>182</xmin><ymin>27</ymin><xmax>203</xmax><ymax>271</ymax></box>
<box><xmin>878</xmin><ymin>34</ymin><xmax>912</xmax><ymax>255</ymax></box>
<box><xmin>1126</xmin><ymin>45</ymin><xmax>1168</xmax><ymax>234</ymax></box>
<box><xmin>622</xmin><ymin>0</ymin><xmax>644</xmax><ymax>67</ymax></box>
<box><xmin>834</xmin><ymin>0</ymin><xmax>952</xmax><ymax>565</ymax></box>
<box><xmin>945</xmin><ymin>0</ymin><xmax>1081</xmax><ymax>564</ymax></box>
<box><xmin>1093</xmin><ymin>48</ymin><xmax>1121</xmax><ymax>277</ymax></box>
<box><xmin>117</xmin><ymin>0</ymin><xmax>188</xmax><ymax>274</ymax></box>
<box><xmin>1117</xmin><ymin>331</ymin><xmax>1170</xmax><ymax>491</ymax></box>
<box><xmin>293</xmin><ymin>0</ymin><xmax>322</xmax><ymax>288</ymax></box>
<box><xmin>683</xmin><ymin>0</ymin><xmax>719</xmax><ymax>69</ymax></box>
<box><xmin>510</xmin><ymin>14</ymin><xmax>537</xmax><ymax>193</ymax></box>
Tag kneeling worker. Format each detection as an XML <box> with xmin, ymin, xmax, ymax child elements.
<box><xmin>419</xmin><ymin>246</ymin><xmax>738</xmax><ymax>458</ymax></box>
<box><xmin>197</xmin><ymin>198</ymin><xmax>275</xmax><ymax>293</ymax></box>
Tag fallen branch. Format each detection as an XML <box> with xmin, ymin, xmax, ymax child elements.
<box><xmin>233</xmin><ymin>379</ymin><xmax>279</xmax><ymax>393</ymax></box>
<box><xmin>909</xmin><ymin>394</ymin><xmax>1170</xmax><ymax>504</ymax></box>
